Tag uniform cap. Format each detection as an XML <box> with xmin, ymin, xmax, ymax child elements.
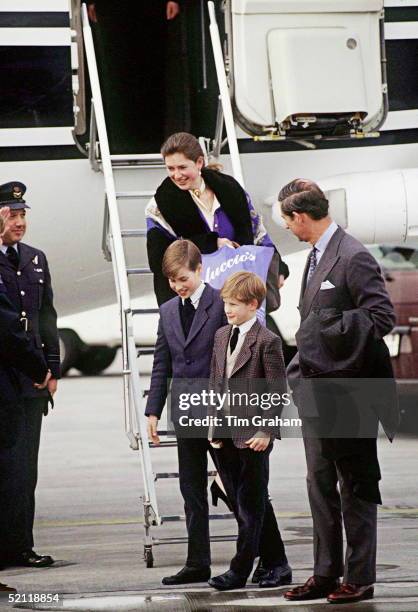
<box><xmin>0</xmin><ymin>182</ymin><xmax>30</xmax><ymax>210</ymax></box>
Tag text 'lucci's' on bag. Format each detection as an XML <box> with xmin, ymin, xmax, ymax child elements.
<box><xmin>201</xmin><ymin>245</ymin><xmax>275</xmax><ymax>322</ymax></box>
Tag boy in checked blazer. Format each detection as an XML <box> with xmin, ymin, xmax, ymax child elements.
<box><xmin>208</xmin><ymin>272</ymin><xmax>291</xmax><ymax>591</ymax></box>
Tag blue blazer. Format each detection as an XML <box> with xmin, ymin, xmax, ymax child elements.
<box><xmin>145</xmin><ymin>283</ymin><xmax>226</xmax><ymax>418</ymax></box>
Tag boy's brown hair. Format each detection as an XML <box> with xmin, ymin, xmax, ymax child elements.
<box><xmin>221</xmin><ymin>271</ymin><xmax>266</xmax><ymax>308</ymax></box>
<box><xmin>162</xmin><ymin>239</ymin><xmax>202</xmax><ymax>279</ymax></box>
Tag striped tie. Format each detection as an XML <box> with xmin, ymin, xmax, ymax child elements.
<box><xmin>307</xmin><ymin>247</ymin><xmax>318</xmax><ymax>284</ymax></box>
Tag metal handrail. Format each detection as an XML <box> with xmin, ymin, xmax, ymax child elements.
<box><xmin>81</xmin><ymin>5</ymin><xmax>131</xmax><ymax>312</ymax></box>
<box><xmin>208</xmin><ymin>1</ymin><xmax>245</xmax><ymax>188</ymax></box>
<box><xmin>80</xmin><ymin>3</ymin><xmax>159</xmax><ymax>521</ymax></box>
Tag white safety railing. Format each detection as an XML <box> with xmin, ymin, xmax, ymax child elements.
<box><xmin>208</xmin><ymin>1</ymin><xmax>245</xmax><ymax>188</ymax></box>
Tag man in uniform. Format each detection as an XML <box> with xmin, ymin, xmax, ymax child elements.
<box><xmin>0</xmin><ymin>206</ymin><xmax>51</xmax><ymax>590</ymax></box>
<box><xmin>0</xmin><ymin>183</ymin><xmax>60</xmax><ymax>568</ymax></box>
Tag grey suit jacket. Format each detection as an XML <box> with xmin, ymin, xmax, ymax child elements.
<box><xmin>287</xmin><ymin>226</ymin><xmax>399</xmax><ymax>440</ymax></box>
<box><xmin>145</xmin><ymin>283</ymin><xmax>227</xmax><ymax>419</ymax></box>
<box><xmin>209</xmin><ymin>320</ymin><xmax>287</xmax><ymax>448</ymax></box>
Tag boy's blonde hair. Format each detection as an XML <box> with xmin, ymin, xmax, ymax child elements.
<box><xmin>221</xmin><ymin>271</ymin><xmax>266</xmax><ymax>308</ymax></box>
<box><xmin>162</xmin><ymin>239</ymin><xmax>202</xmax><ymax>279</ymax></box>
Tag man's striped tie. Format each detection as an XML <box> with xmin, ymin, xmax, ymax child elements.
<box><xmin>307</xmin><ymin>246</ymin><xmax>318</xmax><ymax>284</ymax></box>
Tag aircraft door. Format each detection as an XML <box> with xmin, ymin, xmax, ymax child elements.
<box><xmin>225</xmin><ymin>0</ymin><xmax>388</xmax><ymax>139</ymax></box>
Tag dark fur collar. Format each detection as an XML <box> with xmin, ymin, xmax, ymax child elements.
<box><xmin>154</xmin><ymin>168</ymin><xmax>253</xmax><ymax>249</ymax></box>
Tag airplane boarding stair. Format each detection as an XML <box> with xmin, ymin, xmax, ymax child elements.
<box><xmin>79</xmin><ymin>4</ymin><xmax>235</xmax><ymax>568</ymax></box>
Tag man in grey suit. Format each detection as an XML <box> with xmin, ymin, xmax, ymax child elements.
<box><xmin>278</xmin><ymin>179</ymin><xmax>398</xmax><ymax>605</ymax></box>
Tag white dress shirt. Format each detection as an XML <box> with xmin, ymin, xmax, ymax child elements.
<box><xmin>0</xmin><ymin>243</ymin><xmax>18</xmax><ymax>255</ymax></box>
<box><xmin>313</xmin><ymin>220</ymin><xmax>338</xmax><ymax>266</ymax></box>
<box><xmin>181</xmin><ymin>281</ymin><xmax>206</xmax><ymax>308</ymax></box>
<box><xmin>226</xmin><ymin>315</ymin><xmax>257</xmax><ymax>378</ymax></box>
<box><xmin>189</xmin><ymin>180</ymin><xmax>221</xmax><ymax>231</ymax></box>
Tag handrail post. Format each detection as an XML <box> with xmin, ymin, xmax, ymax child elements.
<box><xmin>88</xmin><ymin>100</ymin><xmax>100</xmax><ymax>172</ymax></box>
<box><xmin>81</xmin><ymin>3</ymin><xmax>131</xmax><ymax>313</ymax></box>
<box><xmin>208</xmin><ymin>1</ymin><xmax>245</xmax><ymax>188</ymax></box>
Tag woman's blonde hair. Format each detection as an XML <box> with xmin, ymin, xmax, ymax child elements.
<box><xmin>161</xmin><ymin>132</ymin><xmax>223</xmax><ymax>171</ymax></box>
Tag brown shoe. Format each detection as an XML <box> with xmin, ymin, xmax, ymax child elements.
<box><xmin>0</xmin><ymin>582</ymin><xmax>17</xmax><ymax>593</ymax></box>
<box><xmin>284</xmin><ymin>575</ymin><xmax>340</xmax><ymax>601</ymax></box>
<box><xmin>327</xmin><ymin>583</ymin><xmax>374</xmax><ymax>604</ymax></box>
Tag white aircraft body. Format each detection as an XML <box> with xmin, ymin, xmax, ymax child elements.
<box><xmin>1</xmin><ymin>0</ymin><xmax>418</xmax><ymax>373</ymax></box>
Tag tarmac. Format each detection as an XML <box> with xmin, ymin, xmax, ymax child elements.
<box><xmin>0</xmin><ymin>367</ymin><xmax>417</xmax><ymax>611</ymax></box>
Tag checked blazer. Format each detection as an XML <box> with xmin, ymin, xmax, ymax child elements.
<box><xmin>209</xmin><ymin>319</ymin><xmax>287</xmax><ymax>448</ymax></box>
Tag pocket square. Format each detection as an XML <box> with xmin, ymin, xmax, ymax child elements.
<box><xmin>320</xmin><ymin>280</ymin><xmax>335</xmax><ymax>290</ymax></box>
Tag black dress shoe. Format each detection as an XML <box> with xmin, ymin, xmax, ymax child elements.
<box><xmin>285</xmin><ymin>575</ymin><xmax>340</xmax><ymax>601</ymax></box>
<box><xmin>13</xmin><ymin>550</ymin><xmax>54</xmax><ymax>568</ymax></box>
<box><xmin>162</xmin><ymin>565</ymin><xmax>211</xmax><ymax>585</ymax></box>
<box><xmin>251</xmin><ymin>558</ymin><xmax>266</xmax><ymax>583</ymax></box>
<box><xmin>208</xmin><ymin>569</ymin><xmax>247</xmax><ymax>591</ymax></box>
<box><xmin>259</xmin><ymin>563</ymin><xmax>292</xmax><ymax>588</ymax></box>
<box><xmin>0</xmin><ymin>582</ymin><xmax>17</xmax><ymax>593</ymax></box>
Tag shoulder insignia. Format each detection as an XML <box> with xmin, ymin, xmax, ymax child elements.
<box><xmin>31</xmin><ymin>255</ymin><xmax>38</xmax><ymax>265</ymax></box>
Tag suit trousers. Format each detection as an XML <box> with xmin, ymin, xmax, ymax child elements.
<box><xmin>214</xmin><ymin>439</ymin><xmax>287</xmax><ymax>577</ymax></box>
<box><xmin>176</xmin><ymin>437</ymin><xmax>214</xmax><ymax>568</ymax></box>
<box><xmin>303</xmin><ymin>436</ymin><xmax>377</xmax><ymax>584</ymax></box>
<box><xmin>0</xmin><ymin>397</ymin><xmax>46</xmax><ymax>555</ymax></box>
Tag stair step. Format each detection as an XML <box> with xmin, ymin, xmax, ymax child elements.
<box><xmin>159</xmin><ymin>516</ymin><xmax>235</xmax><ymax>525</ymax></box>
<box><xmin>110</xmin><ymin>153</ymin><xmax>162</xmax><ymax>162</ymax></box>
<box><xmin>137</xmin><ymin>347</ymin><xmax>155</xmax><ymax>356</ymax></box>
<box><xmin>132</xmin><ymin>308</ymin><xmax>159</xmax><ymax>315</ymax></box>
<box><xmin>116</xmin><ymin>191</ymin><xmax>154</xmax><ymax>199</ymax></box>
<box><xmin>154</xmin><ymin>532</ymin><xmax>235</xmax><ymax>542</ymax></box>
<box><xmin>121</xmin><ymin>229</ymin><xmax>147</xmax><ymax>237</ymax></box>
<box><xmin>155</xmin><ymin>470</ymin><xmax>217</xmax><ymax>480</ymax></box>
<box><xmin>112</xmin><ymin>163</ymin><xmax>166</xmax><ymax>170</ymax></box>
<box><xmin>109</xmin><ymin>153</ymin><xmax>165</xmax><ymax>169</ymax></box>
<box><xmin>149</xmin><ymin>440</ymin><xmax>177</xmax><ymax>448</ymax></box>
<box><xmin>126</xmin><ymin>267</ymin><xmax>151</xmax><ymax>275</ymax></box>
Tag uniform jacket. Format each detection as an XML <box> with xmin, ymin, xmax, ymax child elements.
<box><xmin>0</xmin><ymin>282</ymin><xmax>48</xmax><ymax>448</ymax></box>
<box><xmin>209</xmin><ymin>320</ymin><xmax>287</xmax><ymax>448</ymax></box>
<box><xmin>145</xmin><ymin>283</ymin><xmax>227</xmax><ymax>419</ymax></box>
<box><xmin>0</xmin><ymin>243</ymin><xmax>60</xmax><ymax>398</ymax></box>
<box><xmin>287</xmin><ymin>226</ymin><xmax>399</xmax><ymax>441</ymax></box>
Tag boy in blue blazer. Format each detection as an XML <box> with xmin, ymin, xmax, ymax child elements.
<box><xmin>145</xmin><ymin>239</ymin><xmax>226</xmax><ymax>585</ymax></box>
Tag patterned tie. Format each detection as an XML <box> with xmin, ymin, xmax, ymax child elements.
<box><xmin>229</xmin><ymin>327</ymin><xmax>240</xmax><ymax>354</ymax></box>
<box><xmin>180</xmin><ymin>297</ymin><xmax>195</xmax><ymax>338</ymax></box>
<box><xmin>6</xmin><ymin>246</ymin><xmax>20</xmax><ymax>270</ymax></box>
<box><xmin>307</xmin><ymin>246</ymin><xmax>318</xmax><ymax>284</ymax></box>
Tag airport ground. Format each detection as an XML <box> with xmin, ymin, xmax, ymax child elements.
<box><xmin>1</xmin><ymin>357</ymin><xmax>417</xmax><ymax>611</ymax></box>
